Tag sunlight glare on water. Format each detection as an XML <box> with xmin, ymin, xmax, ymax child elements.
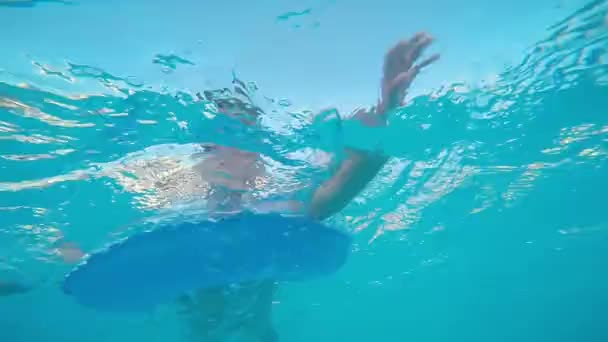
<box><xmin>1</xmin><ymin>0</ymin><xmax>607</xmax><ymax>341</ymax></box>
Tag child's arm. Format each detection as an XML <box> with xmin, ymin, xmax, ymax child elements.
<box><xmin>308</xmin><ymin>33</ymin><xmax>439</xmax><ymax>220</ymax></box>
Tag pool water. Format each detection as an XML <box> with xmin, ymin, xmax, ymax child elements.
<box><xmin>1</xmin><ymin>0</ymin><xmax>608</xmax><ymax>341</ymax></box>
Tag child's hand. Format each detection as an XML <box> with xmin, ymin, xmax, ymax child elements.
<box><xmin>380</xmin><ymin>32</ymin><xmax>440</xmax><ymax>113</ymax></box>
<box><xmin>353</xmin><ymin>32</ymin><xmax>439</xmax><ymax>128</ymax></box>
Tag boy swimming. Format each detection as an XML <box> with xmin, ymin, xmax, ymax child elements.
<box><xmin>1</xmin><ymin>31</ymin><xmax>439</xmax><ymax>342</ymax></box>
<box><xmin>176</xmin><ymin>32</ymin><xmax>439</xmax><ymax>341</ymax></box>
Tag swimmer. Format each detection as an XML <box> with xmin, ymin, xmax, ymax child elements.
<box><xmin>1</xmin><ymin>31</ymin><xmax>438</xmax><ymax>341</ymax></box>
<box><xmin>178</xmin><ymin>32</ymin><xmax>439</xmax><ymax>341</ymax></box>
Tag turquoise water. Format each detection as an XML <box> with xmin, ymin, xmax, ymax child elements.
<box><xmin>1</xmin><ymin>0</ymin><xmax>608</xmax><ymax>341</ymax></box>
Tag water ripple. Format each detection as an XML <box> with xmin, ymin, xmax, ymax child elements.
<box><xmin>0</xmin><ymin>0</ymin><xmax>606</xmax><ymax>293</ymax></box>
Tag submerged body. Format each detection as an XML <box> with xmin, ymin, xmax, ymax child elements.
<box><xmin>161</xmin><ymin>32</ymin><xmax>439</xmax><ymax>341</ymax></box>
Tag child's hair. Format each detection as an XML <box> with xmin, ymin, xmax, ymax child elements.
<box><xmin>196</xmin><ymin>74</ymin><xmax>264</xmax><ymax>126</ymax></box>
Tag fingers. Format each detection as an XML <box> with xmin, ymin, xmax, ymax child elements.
<box><xmin>392</xmin><ymin>52</ymin><xmax>439</xmax><ymax>90</ymax></box>
<box><xmin>393</xmin><ymin>53</ymin><xmax>439</xmax><ymax>92</ymax></box>
<box><xmin>392</xmin><ymin>69</ymin><xmax>417</xmax><ymax>93</ymax></box>
<box><xmin>404</xmin><ymin>33</ymin><xmax>434</xmax><ymax>68</ymax></box>
<box><xmin>380</xmin><ymin>32</ymin><xmax>439</xmax><ymax>111</ymax></box>
<box><xmin>386</xmin><ymin>32</ymin><xmax>429</xmax><ymax>58</ymax></box>
<box><xmin>383</xmin><ymin>32</ymin><xmax>436</xmax><ymax>79</ymax></box>
<box><xmin>414</xmin><ymin>53</ymin><xmax>440</xmax><ymax>71</ymax></box>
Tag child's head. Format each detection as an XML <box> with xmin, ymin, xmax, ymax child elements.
<box><xmin>199</xmin><ymin>88</ymin><xmax>263</xmax><ymax>126</ymax></box>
